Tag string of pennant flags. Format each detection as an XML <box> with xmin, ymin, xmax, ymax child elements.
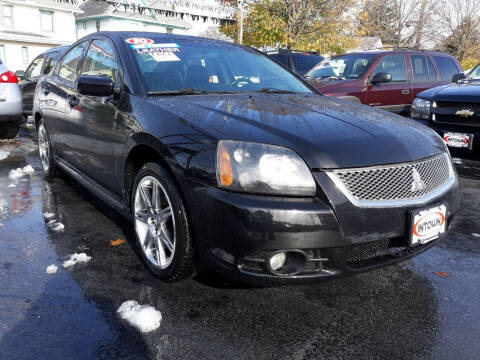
<box><xmin>55</xmin><ymin>0</ymin><xmax>238</xmax><ymax>25</ymax></box>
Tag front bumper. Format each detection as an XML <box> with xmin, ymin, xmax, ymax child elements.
<box><xmin>183</xmin><ymin>170</ymin><xmax>460</xmax><ymax>285</ymax></box>
<box><xmin>412</xmin><ymin>117</ymin><xmax>480</xmax><ymax>152</ymax></box>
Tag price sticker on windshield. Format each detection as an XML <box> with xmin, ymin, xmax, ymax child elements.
<box><xmin>125</xmin><ymin>38</ymin><xmax>154</xmax><ymax>45</ymax></box>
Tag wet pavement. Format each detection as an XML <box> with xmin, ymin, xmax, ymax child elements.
<box><xmin>1</xmin><ymin>127</ymin><xmax>479</xmax><ymax>360</ymax></box>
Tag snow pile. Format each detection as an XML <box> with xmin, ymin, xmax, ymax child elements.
<box><xmin>0</xmin><ymin>150</ymin><xmax>9</xmax><ymax>160</ymax></box>
<box><xmin>473</xmin><ymin>233</ymin><xmax>480</xmax><ymax>238</ymax></box>
<box><xmin>46</xmin><ymin>264</ymin><xmax>58</xmax><ymax>274</ymax></box>
<box><xmin>117</xmin><ymin>300</ymin><xmax>162</xmax><ymax>333</ymax></box>
<box><xmin>8</xmin><ymin>183</ymin><xmax>16</xmax><ymax>188</ymax></box>
<box><xmin>46</xmin><ymin>218</ymin><xmax>65</xmax><ymax>232</ymax></box>
<box><xmin>63</xmin><ymin>253</ymin><xmax>91</xmax><ymax>268</ymax></box>
<box><xmin>43</xmin><ymin>212</ymin><xmax>55</xmax><ymax>219</ymax></box>
<box><xmin>8</xmin><ymin>165</ymin><xmax>35</xmax><ymax>180</ymax></box>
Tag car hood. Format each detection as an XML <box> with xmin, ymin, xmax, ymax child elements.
<box><xmin>150</xmin><ymin>94</ymin><xmax>446</xmax><ymax>169</ymax></box>
<box><xmin>305</xmin><ymin>78</ymin><xmax>356</xmax><ymax>90</ymax></box>
<box><xmin>418</xmin><ymin>82</ymin><xmax>480</xmax><ymax>102</ymax></box>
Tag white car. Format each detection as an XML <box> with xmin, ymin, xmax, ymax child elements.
<box><xmin>0</xmin><ymin>60</ymin><xmax>22</xmax><ymax>139</ymax></box>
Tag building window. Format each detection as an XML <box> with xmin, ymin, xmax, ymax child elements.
<box><xmin>0</xmin><ymin>45</ymin><xmax>5</xmax><ymax>63</ymax></box>
<box><xmin>0</xmin><ymin>5</ymin><xmax>13</xmax><ymax>28</ymax></box>
<box><xmin>166</xmin><ymin>28</ymin><xmax>173</xmax><ymax>34</ymax></box>
<box><xmin>40</xmin><ymin>10</ymin><xmax>54</xmax><ymax>32</ymax></box>
<box><xmin>96</xmin><ymin>21</ymin><xmax>100</xmax><ymax>32</ymax></box>
<box><xmin>82</xmin><ymin>22</ymin><xmax>87</xmax><ymax>30</ymax></box>
<box><xmin>22</xmin><ymin>46</ymin><xmax>28</xmax><ymax>65</ymax></box>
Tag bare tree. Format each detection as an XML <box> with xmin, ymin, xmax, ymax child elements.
<box><xmin>436</xmin><ymin>0</ymin><xmax>480</xmax><ymax>60</ymax></box>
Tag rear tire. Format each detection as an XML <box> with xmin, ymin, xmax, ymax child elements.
<box><xmin>37</xmin><ymin>119</ymin><xmax>57</xmax><ymax>178</ymax></box>
<box><xmin>131</xmin><ymin>163</ymin><xmax>195</xmax><ymax>282</ymax></box>
<box><xmin>0</xmin><ymin>122</ymin><xmax>19</xmax><ymax>139</ymax></box>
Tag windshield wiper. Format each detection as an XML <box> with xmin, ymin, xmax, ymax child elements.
<box><xmin>257</xmin><ymin>88</ymin><xmax>298</xmax><ymax>94</ymax></box>
<box><xmin>148</xmin><ymin>88</ymin><xmax>209</xmax><ymax>96</ymax></box>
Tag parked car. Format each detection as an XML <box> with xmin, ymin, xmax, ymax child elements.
<box><xmin>16</xmin><ymin>46</ymin><xmax>68</xmax><ymax>121</ymax></box>
<box><xmin>0</xmin><ymin>60</ymin><xmax>22</xmax><ymax>139</ymax></box>
<box><xmin>305</xmin><ymin>50</ymin><xmax>462</xmax><ymax>114</ymax></box>
<box><xmin>410</xmin><ymin>63</ymin><xmax>480</xmax><ymax>152</ymax></box>
<box><xmin>266</xmin><ymin>49</ymin><xmax>324</xmax><ymax>76</ymax></box>
<box><xmin>34</xmin><ymin>32</ymin><xmax>459</xmax><ymax>285</ymax></box>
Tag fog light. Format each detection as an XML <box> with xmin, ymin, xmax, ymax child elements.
<box><xmin>269</xmin><ymin>252</ymin><xmax>286</xmax><ymax>271</ymax></box>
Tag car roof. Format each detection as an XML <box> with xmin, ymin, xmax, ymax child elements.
<box><xmin>339</xmin><ymin>49</ymin><xmax>453</xmax><ymax>57</ymax></box>
<box><xmin>43</xmin><ymin>45</ymin><xmax>69</xmax><ymax>55</ymax></box>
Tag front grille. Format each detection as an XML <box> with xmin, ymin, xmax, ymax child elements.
<box><xmin>327</xmin><ymin>154</ymin><xmax>454</xmax><ymax>206</ymax></box>
<box><xmin>436</xmin><ymin>101</ymin><xmax>480</xmax><ymax>112</ymax></box>
<box><xmin>433</xmin><ymin>101</ymin><xmax>480</xmax><ymax>126</ymax></box>
<box><xmin>345</xmin><ymin>239</ymin><xmax>430</xmax><ymax>269</ymax></box>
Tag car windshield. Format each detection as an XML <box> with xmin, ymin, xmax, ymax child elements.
<box><xmin>305</xmin><ymin>53</ymin><xmax>378</xmax><ymax>80</ymax></box>
<box><xmin>126</xmin><ymin>37</ymin><xmax>312</xmax><ymax>95</ymax></box>
<box><xmin>466</xmin><ymin>64</ymin><xmax>480</xmax><ymax>80</ymax></box>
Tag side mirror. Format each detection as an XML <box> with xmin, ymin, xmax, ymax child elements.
<box><xmin>15</xmin><ymin>70</ymin><xmax>25</xmax><ymax>79</ymax></box>
<box><xmin>77</xmin><ymin>75</ymin><xmax>114</xmax><ymax>97</ymax></box>
<box><xmin>452</xmin><ymin>73</ymin><xmax>466</xmax><ymax>83</ymax></box>
<box><xmin>371</xmin><ymin>72</ymin><xmax>392</xmax><ymax>84</ymax></box>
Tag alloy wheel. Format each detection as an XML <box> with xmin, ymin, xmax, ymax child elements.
<box><xmin>134</xmin><ymin>176</ymin><xmax>176</xmax><ymax>269</ymax></box>
<box><xmin>38</xmin><ymin>124</ymin><xmax>50</xmax><ymax>173</ymax></box>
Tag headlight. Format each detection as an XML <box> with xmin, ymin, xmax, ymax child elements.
<box><xmin>216</xmin><ymin>140</ymin><xmax>316</xmax><ymax>196</ymax></box>
<box><xmin>411</xmin><ymin>98</ymin><xmax>431</xmax><ymax>120</ymax></box>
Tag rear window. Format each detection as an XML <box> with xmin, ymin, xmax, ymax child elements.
<box><xmin>291</xmin><ymin>53</ymin><xmax>323</xmax><ymax>75</ymax></box>
<box><xmin>433</xmin><ymin>56</ymin><xmax>459</xmax><ymax>81</ymax></box>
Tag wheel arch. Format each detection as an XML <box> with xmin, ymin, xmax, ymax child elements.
<box><xmin>122</xmin><ymin>132</ymin><xmax>181</xmax><ymax>210</ymax></box>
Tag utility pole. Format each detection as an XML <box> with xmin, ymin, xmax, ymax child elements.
<box><xmin>238</xmin><ymin>0</ymin><xmax>244</xmax><ymax>44</ymax></box>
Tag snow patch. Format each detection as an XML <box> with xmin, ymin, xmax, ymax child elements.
<box><xmin>472</xmin><ymin>233</ymin><xmax>480</xmax><ymax>238</ymax></box>
<box><xmin>46</xmin><ymin>219</ymin><xmax>65</xmax><ymax>232</ymax></box>
<box><xmin>0</xmin><ymin>150</ymin><xmax>9</xmax><ymax>160</ymax></box>
<box><xmin>43</xmin><ymin>212</ymin><xmax>55</xmax><ymax>219</ymax></box>
<box><xmin>117</xmin><ymin>300</ymin><xmax>162</xmax><ymax>333</ymax></box>
<box><xmin>63</xmin><ymin>253</ymin><xmax>91</xmax><ymax>268</ymax></box>
<box><xmin>8</xmin><ymin>165</ymin><xmax>36</xmax><ymax>180</ymax></box>
<box><xmin>46</xmin><ymin>264</ymin><xmax>58</xmax><ymax>274</ymax></box>
<box><xmin>8</xmin><ymin>183</ymin><xmax>16</xmax><ymax>188</ymax></box>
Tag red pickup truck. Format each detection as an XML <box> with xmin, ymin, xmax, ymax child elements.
<box><xmin>305</xmin><ymin>50</ymin><xmax>462</xmax><ymax>114</ymax></box>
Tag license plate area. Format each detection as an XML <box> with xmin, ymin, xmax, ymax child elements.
<box><xmin>410</xmin><ymin>204</ymin><xmax>447</xmax><ymax>245</ymax></box>
<box><xmin>443</xmin><ymin>132</ymin><xmax>473</xmax><ymax>149</ymax></box>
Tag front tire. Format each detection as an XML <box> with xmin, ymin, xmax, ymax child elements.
<box><xmin>0</xmin><ymin>122</ymin><xmax>19</xmax><ymax>139</ymax></box>
<box><xmin>131</xmin><ymin>163</ymin><xmax>195</xmax><ymax>282</ymax></box>
<box><xmin>37</xmin><ymin>119</ymin><xmax>57</xmax><ymax>178</ymax></box>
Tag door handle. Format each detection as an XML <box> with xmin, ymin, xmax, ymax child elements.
<box><xmin>402</xmin><ymin>89</ymin><xmax>410</xmax><ymax>95</ymax></box>
<box><xmin>68</xmin><ymin>96</ymin><xmax>79</xmax><ymax>107</ymax></box>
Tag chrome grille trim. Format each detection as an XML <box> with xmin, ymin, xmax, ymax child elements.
<box><xmin>326</xmin><ymin>153</ymin><xmax>456</xmax><ymax>208</ymax></box>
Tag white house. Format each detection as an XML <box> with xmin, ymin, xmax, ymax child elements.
<box><xmin>0</xmin><ymin>0</ymin><xmax>82</xmax><ymax>71</ymax></box>
<box><xmin>76</xmin><ymin>0</ymin><xmax>236</xmax><ymax>39</ymax></box>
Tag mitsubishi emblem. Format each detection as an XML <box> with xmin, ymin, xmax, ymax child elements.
<box><xmin>411</xmin><ymin>168</ymin><xmax>426</xmax><ymax>192</ymax></box>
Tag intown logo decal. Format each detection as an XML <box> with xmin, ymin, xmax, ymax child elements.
<box><xmin>413</xmin><ymin>211</ymin><xmax>445</xmax><ymax>238</ymax></box>
<box><xmin>455</xmin><ymin>109</ymin><xmax>475</xmax><ymax>117</ymax></box>
<box><xmin>411</xmin><ymin>168</ymin><xmax>426</xmax><ymax>192</ymax></box>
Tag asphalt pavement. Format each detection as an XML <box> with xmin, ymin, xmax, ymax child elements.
<box><xmin>0</xmin><ymin>127</ymin><xmax>479</xmax><ymax>360</ymax></box>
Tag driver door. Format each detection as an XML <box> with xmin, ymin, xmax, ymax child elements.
<box><xmin>366</xmin><ymin>54</ymin><xmax>412</xmax><ymax>113</ymax></box>
<box><xmin>19</xmin><ymin>55</ymin><xmax>44</xmax><ymax>116</ymax></box>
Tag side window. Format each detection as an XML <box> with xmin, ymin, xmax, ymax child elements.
<box><xmin>269</xmin><ymin>53</ymin><xmax>288</xmax><ymax>67</ymax></box>
<box><xmin>426</xmin><ymin>56</ymin><xmax>437</xmax><ymax>80</ymax></box>
<box><xmin>372</xmin><ymin>55</ymin><xmax>407</xmax><ymax>82</ymax></box>
<box><xmin>433</xmin><ymin>56</ymin><xmax>459</xmax><ymax>81</ymax></box>
<box><xmin>411</xmin><ymin>55</ymin><xmax>431</xmax><ymax>81</ymax></box>
<box><xmin>58</xmin><ymin>42</ymin><xmax>87</xmax><ymax>81</ymax></box>
<box><xmin>25</xmin><ymin>56</ymin><xmax>44</xmax><ymax>79</ymax></box>
<box><xmin>43</xmin><ymin>52</ymin><xmax>60</xmax><ymax>74</ymax></box>
<box><xmin>80</xmin><ymin>39</ymin><xmax>119</xmax><ymax>83</ymax></box>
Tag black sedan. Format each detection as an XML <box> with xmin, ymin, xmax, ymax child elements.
<box><xmin>411</xmin><ymin>65</ymin><xmax>480</xmax><ymax>152</ymax></box>
<box><xmin>33</xmin><ymin>32</ymin><xmax>460</xmax><ymax>284</ymax></box>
